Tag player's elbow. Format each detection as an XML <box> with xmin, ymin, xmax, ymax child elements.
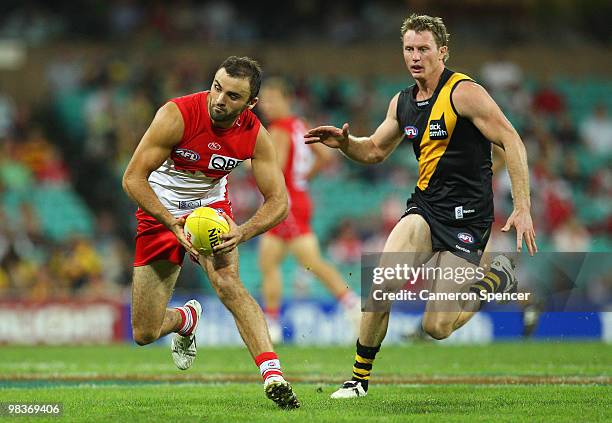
<box><xmin>498</xmin><ymin>126</ymin><xmax>523</xmax><ymax>150</ymax></box>
<box><xmin>122</xmin><ymin>171</ymin><xmax>136</xmax><ymax>197</ymax></box>
<box><xmin>121</xmin><ymin>173</ymin><xmax>131</xmax><ymax>195</ymax></box>
<box><xmin>121</xmin><ymin>174</ymin><xmax>129</xmax><ymax>192</ymax></box>
<box><xmin>270</xmin><ymin>190</ymin><xmax>289</xmax><ymax>224</ymax></box>
<box><xmin>279</xmin><ymin>206</ymin><xmax>288</xmax><ymax>222</ymax></box>
<box><xmin>277</xmin><ymin>192</ymin><xmax>289</xmax><ymax>221</ymax></box>
<box><xmin>122</xmin><ymin>168</ymin><xmax>148</xmax><ymax>199</ymax></box>
<box><xmin>369</xmin><ymin>148</ymin><xmax>387</xmax><ymax>164</ymax></box>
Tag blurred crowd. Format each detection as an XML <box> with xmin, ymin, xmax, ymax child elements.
<box><xmin>3</xmin><ymin>1</ymin><xmax>609</xmax><ymax>46</ymax></box>
<box><xmin>0</xmin><ymin>4</ymin><xmax>610</xmax><ymax>301</ymax></box>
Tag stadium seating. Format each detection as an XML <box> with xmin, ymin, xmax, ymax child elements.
<box><xmin>2</xmin><ymin>185</ymin><xmax>94</xmax><ymax>240</ymax></box>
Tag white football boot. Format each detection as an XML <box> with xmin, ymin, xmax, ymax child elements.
<box><xmin>171</xmin><ymin>299</ymin><xmax>202</xmax><ymax>370</ymax></box>
<box><xmin>264</xmin><ymin>376</ymin><xmax>301</xmax><ymax>409</ymax></box>
<box><xmin>330</xmin><ymin>380</ymin><xmax>367</xmax><ymax>399</ymax></box>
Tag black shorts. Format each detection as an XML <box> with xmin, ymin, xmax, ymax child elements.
<box><xmin>402</xmin><ymin>200</ymin><xmax>491</xmax><ymax>266</ymax></box>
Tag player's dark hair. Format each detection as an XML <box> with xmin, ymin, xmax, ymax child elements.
<box><xmin>219</xmin><ymin>56</ymin><xmax>263</xmax><ymax>100</ymax></box>
<box><xmin>401</xmin><ymin>14</ymin><xmax>450</xmax><ymax>62</ymax></box>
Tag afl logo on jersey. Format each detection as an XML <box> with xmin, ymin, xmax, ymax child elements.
<box><xmin>175</xmin><ymin>148</ymin><xmax>200</xmax><ymax>162</ymax></box>
<box><xmin>457</xmin><ymin>232</ymin><xmax>474</xmax><ymax>244</ymax></box>
<box><xmin>208</xmin><ymin>142</ymin><xmax>221</xmax><ymax>151</ymax></box>
<box><xmin>404</xmin><ymin>126</ymin><xmax>419</xmax><ymax>139</ymax></box>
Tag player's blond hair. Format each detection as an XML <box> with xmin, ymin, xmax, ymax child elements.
<box><xmin>400</xmin><ymin>14</ymin><xmax>450</xmax><ymax>62</ymax></box>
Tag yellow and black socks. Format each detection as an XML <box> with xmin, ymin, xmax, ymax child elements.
<box><xmin>469</xmin><ymin>267</ymin><xmax>509</xmax><ymax>303</ymax></box>
<box><xmin>351</xmin><ymin>339</ymin><xmax>380</xmax><ymax>391</ymax></box>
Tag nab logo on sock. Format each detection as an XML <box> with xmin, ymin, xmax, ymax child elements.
<box><xmin>429</xmin><ymin>114</ymin><xmax>448</xmax><ymax>140</ymax></box>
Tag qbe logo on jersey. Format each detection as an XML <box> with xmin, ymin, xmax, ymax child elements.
<box><xmin>208</xmin><ymin>154</ymin><xmax>244</xmax><ymax>171</ymax></box>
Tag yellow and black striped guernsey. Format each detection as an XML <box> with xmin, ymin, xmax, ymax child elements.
<box><xmin>397</xmin><ymin>68</ymin><xmax>493</xmax><ymax>225</ymax></box>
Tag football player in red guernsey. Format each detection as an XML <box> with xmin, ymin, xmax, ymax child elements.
<box><xmin>257</xmin><ymin>78</ymin><xmax>361</xmax><ymax>343</ymax></box>
<box><xmin>122</xmin><ymin>56</ymin><xmax>300</xmax><ymax>409</ymax></box>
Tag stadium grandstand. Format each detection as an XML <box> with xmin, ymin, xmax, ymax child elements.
<box><xmin>0</xmin><ymin>1</ymin><xmax>610</xmax><ymax>300</ymax></box>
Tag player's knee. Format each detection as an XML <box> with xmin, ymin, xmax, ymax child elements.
<box><xmin>422</xmin><ymin>320</ymin><xmax>453</xmax><ymax>340</ymax></box>
<box><xmin>132</xmin><ymin>325</ymin><xmax>160</xmax><ymax>346</ymax></box>
<box><xmin>405</xmin><ymin>229</ymin><xmax>426</xmax><ymax>249</ymax></box>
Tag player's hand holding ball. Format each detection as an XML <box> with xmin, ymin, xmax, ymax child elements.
<box><xmin>169</xmin><ymin>216</ymin><xmax>200</xmax><ymax>258</ymax></box>
<box><xmin>213</xmin><ymin>212</ymin><xmax>244</xmax><ymax>255</ymax></box>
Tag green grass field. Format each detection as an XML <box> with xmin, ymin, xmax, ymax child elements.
<box><xmin>1</xmin><ymin>342</ymin><xmax>611</xmax><ymax>422</ymax></box>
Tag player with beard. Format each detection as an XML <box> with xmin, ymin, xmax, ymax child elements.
<box><xmin>123</xmin><ymin>56</ymin><xmax>300</xmax><ymax>409</ymax></box>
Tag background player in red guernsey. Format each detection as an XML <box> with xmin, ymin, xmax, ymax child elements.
<box><xmin>122</xmin><ymin>56</ymin><xmax>300</xmax><ymax>409</ymax></box>
<box><xmin>257</xmin><ymin>78</ymin><xmax>360</xmax><ymax>342</ymax></box>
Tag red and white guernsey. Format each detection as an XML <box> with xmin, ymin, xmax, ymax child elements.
<box><xmin>269</xmin><ymin>116</ymin><xmax>313</xmax><ymax>196</ymax></box>
<box><xmin>267</xmin><ymin>116</ymin><xmax>315</xmax><ymax>240</ymax></box>
<box><xmin>148</xmin><ymin>91</ymin><xmax>261</xmax><ymax>217</ymax></box>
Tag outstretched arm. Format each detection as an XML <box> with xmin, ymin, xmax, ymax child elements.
<box><xmin>213</xmin><ymin>125</ymin><xmax>288</xmax><ymax>254</ymax></box>
<box><xmin>122</xmin><ymin>102</ymin><xmax>200</xmax><ymax>257</ymax></box>
<box><xmin>453</xmin><ymin>81</ymin><xmax>537</xmax><ymax>256</ymax></box>
<box><xmin>304</xmin><ymin>94</ymin><xmax>404</xmax><ymax>164</ymax></box>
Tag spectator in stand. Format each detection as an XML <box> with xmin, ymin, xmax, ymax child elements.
<box><xmin>533</xmin><ymin>78</ymin><xmax>566</xmax><ymax>116</ymax></box>
<box><xmin>0</xmin><ymin>92</ymin><xmax>16</xmax><ymax>139</ymax></box>
<box><xmin>580</xmin><ymin>104</ymin><xmax>612</xmax><ymax>155</ymax></box>
<box><xmin>16</xmin><ymin>128</ymin><xmax>69</xmax><ymax>184</ymax></box>
<box><xmin>480</xmin><ymin>53</ymin><xmax>524</xmax><ymax>95</ymax></box>
<box><xmin>553</xmin><ymin>218</ymin><xmax>592</xmax><ymax>251</ymax></box>
<box><xmin>554</xmin><ymin>112</ymin><xmax>579</xmax><ymax>149</ymax></box>
<box><xmin>328</xmin><ymin>220</ymin><xmax>363</xmax><ymax>264</ymax></box>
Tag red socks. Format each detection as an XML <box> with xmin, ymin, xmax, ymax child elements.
<box><xmin>175</xmin><ymin>305</ymin><xmax>198</xmax><ymax>336</ymax></box>
<box><xmin>255</xmin><ymin>352</ymin><xmax>283</xmax><ymax>383</ymax></box>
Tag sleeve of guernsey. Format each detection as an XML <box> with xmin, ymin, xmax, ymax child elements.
<box><xmin>168</xmin><ymin>93</ymin><xmax>203</xmax><ymax>143</ymax></box>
